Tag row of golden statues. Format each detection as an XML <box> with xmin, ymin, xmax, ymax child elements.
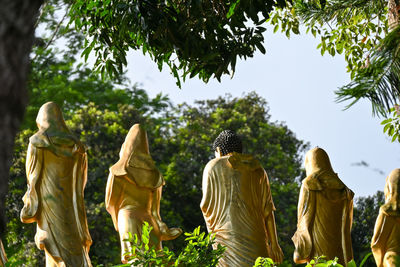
<box><xmin>0</xmin><ymin>102</ymin><xmax>398</xmax><ymax>267</ymax></box>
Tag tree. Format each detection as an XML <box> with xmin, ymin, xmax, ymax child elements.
<box><xmin>351</xmin><ymin>191</ymin><xmax>385</xmax><ymax>266</ymax></box>
<box><xmin>69</xmin><ymin>0</ymin><xmax>289</xmax><ymax>86</ymax></box>
<box><xmin>268</xmin><ymin>0</ymin><xmax>400</xmax><ymax>140</ymax></box>
<box><xmin>0</xmin><ymin>0</ymin><xmax>294</xmax><ymax>238</ymax></box>
<box><xmin>0</xmin><ymin>0</ymin><xmax>44</xmax><ymax>238</ymax></box>
<box><xmin>150</xmin><ymin>93</ymin><xmax>309</xmax><ymax>260</ymax></box>
<box><xmin>6</xmin><ymin>87</ymin><xmax>308</xmax><ymax>265</ymax></box>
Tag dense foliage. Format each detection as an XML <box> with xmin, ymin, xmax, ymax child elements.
<box><xmin>2</xmin><ymin>1</ymin><xmax>391</xmax><ymax>266</ymax></box>
<box><xmin>5</xmin><ymin>86</ymin><xmax>309</xmax><ymax>266</ymax></box>
<box><xmin>69</xmin><ymin>0</ymin><xmax>290</xmax><ymax>86</ymax></box>
<box><xmin>268</xmin><ymin>0</ymin><xmax>392</xmax><ymax>114</ymax></box>
<box><xmin>119</xmin><ymin>222</ymin><xmax>225</xmax><ymax>267</ymax></box>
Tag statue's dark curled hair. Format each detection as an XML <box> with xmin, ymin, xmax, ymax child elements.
<box><xmin>212</xmin><ymin>130</ymin><xmax>242</xmax><ymax>156</ymax></box>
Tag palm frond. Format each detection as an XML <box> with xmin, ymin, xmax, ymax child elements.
<box><xmin>295</xmin><ymin>0</ymin><xmax>386</xmax><ymax>25</ymax></box>
<box><xmin>336</xmin><ymin>25</ymin><xmax>400</xmax><ymax>116</ymax></box>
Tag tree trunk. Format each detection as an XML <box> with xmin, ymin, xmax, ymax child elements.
<box><xmin>388</xmin><ymin>0</ymin><xmax>400</xmax><ymax>30</ymax></box>
<box><xmin>0</xmin><ymin>0</ymin><xmax>43</xmax><ymax>237</ymax></box>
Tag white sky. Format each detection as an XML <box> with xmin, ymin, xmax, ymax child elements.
<box><xmin>124</xmin><ymin>30</ymin><xmax>400</xmax><ymax>198</ymax></box>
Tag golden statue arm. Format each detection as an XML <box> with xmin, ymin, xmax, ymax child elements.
<box><xmin>20</xmin><ymin>143</ymin><xmax>43</xmax><ymax>223</ymax></box>
<box><xmin>105</xmin><ymin>173</ymin><xmax>123</xmax><ymax>231</ymax></box>
<box><xmin>152</xmin><ymin>186</ymin><xmax>182</xmax><ymax>240</ymax></box>
<box><xmin>292</xmin><ymin>185</ymin><xmax>314</xmax><ymax>264</ymax></box>
<box><xmin>265</xmin><ymin>212</ymin><xmax>283</xmax><ymax>263</ymax></box>
<box><xmin>297</xmin><ymin>186</ymin><xmax>308</xmax><ymax>222</ymax></box>
<box><xmin>261</xmin><ymin>171</ymin><xmax>283</xmax><ymax>264</ymax></box>
<box><xmin>372</xmin><ymin>212</ymin><xmax>386</xmax><ymax>248</ymax></box>
<box><xmin>73</xmin><ymin>152</ymin><xmax>92</xmax><ymax>248</ymax></box>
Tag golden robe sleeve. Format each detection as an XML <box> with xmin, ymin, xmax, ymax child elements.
<box><xmin>292</xmin><ymin>184</ymin><xmax>316</xmax><ymax>264</ymax></box>
<box><xmin>261</xmin><ymin>170</ymin><xmax>275</xmax><ymax>218</ymax></box>
<box><xmin>371</xmin><ymin>212</ymin><xmax>392</xmax><ymax>267</ymax></box>
<box><xmin>105</xmin><ymin>172</ymin><xmax>124</xmax><ymax>231</ymax></box>
<box><xmin>20</xmin><ymin>143</ymin><xmax>43</xmax><ymax>223</ymax></box>
<box><xmin>73</xmin><ymin>151</ymin><xmax>92</xmax><ymax>248</ymax></box>
<box><xmin>200</xmin><ymin>162</ymin><xmax>215</xmax><ymax>232</ymax></box>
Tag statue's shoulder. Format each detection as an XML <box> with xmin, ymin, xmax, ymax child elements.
<box><xmin>227</xmin><ymin>152</ymin><xmax>261</xmax><ymax>171</ymax></box>
<box><xmin>29</xmin><ymin>132</ymin><xmax>50</xmax><ymax>148</ymax></box>
<box><xmin>204</xmin><ymin>157</ymin><xmax>227</xmax><ymax>170</ymax></box>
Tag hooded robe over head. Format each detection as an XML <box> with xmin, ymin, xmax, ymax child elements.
<box><xmin>371</xmin><ymin>168</ymin><xmax>400</xmax><ymax>267</ymax></box>
<box><xmin>292</xmin><ymin>147</ymin><xmax>354</xmax><ymax>266</ymax></box>
<box><xmin>20</xmin><ymin>102</ymin><xmax>92</xmax><ymax>267</ymax></box>
<box><xmin>105</xmin><ymin>124</ymin><xmax>167</xmax><ymax>263</ymax></box>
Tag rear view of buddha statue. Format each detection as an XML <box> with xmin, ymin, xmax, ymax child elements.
<box><xmin>292</xmin><ymin>147</ymin><xmax>354</xmax><ymax>266</ymax></box>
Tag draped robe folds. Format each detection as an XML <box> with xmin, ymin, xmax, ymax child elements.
<box><xmin>292</xmin><ymin>171</ymin><xmax>354</xmax><ymax>266</ymax></box>
<box><xmin>20</xmin><ymin>137</ymin><xmax>92</xmax><ymax>267</ymax></box>
<box><xmin>200</xmin><ymin>153</ymin><xmax>275</xmax><ymax>267</ymax></box>
<box><xmin>105</xmin><ymin>152</ymin><xmax>165</xmax><ymax>263</ymax></box>
<box><xmin>371</xmin><ymin>211</ymin><xmax>400</xmax><ymax>267</ymax></box>
<box><xmin>371</xmin><ymin>169</ymin><xmax>400</xmax><ymax>267</ymax></box>
<box><xmin>0</xmin><ymin>239</ymin><xmax>7</xmax><ymax>267</ymax></box>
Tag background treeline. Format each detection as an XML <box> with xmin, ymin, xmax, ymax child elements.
<box><xmin>3</xmin><ymin>1</ymin><xmax>385</xmax><ymax>266</ymax></box>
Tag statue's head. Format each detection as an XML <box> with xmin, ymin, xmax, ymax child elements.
<box><xmin>384</xmin><ymin>168</ymin><xmax>400</xmax><ymax>203</ymax></box>
<box><xmin>304</xmin><ymin>147</ymin><xmax>334</xmax><ymax>176</ymax></box>
<box><xmin>213</xmin><ymin>130</ymin><xmax>242</xmax><ymax>157</ymax></box>
<box><xmin>36</xmin><ymin>102</ymin><xmax>67</xmax><ymax>130</ymax></box>
<box><xmin>119</xmin><ymin>124</ymin><xmax>150</xmax><ymax>159</ymax></box>
<box><xmin>36</xmin><ymin>101</ymin><xmax>69</xmax><ymax>132</ymax></box>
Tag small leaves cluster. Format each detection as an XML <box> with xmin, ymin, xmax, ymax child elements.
<box><xmin>381</xmin><ymin>105</ymin><xmax>400</xmax><ymax>143</ymax></box>
<box><xmin>268</xmin><ymin>0</ymin><xmax>388</xmax><ymax>79</ymax></box>
<box><xmin>253</xmin><ymin>253</ymin><xmax>372</xmax><ymax>267</ymax></box>
<box><xmin>69</xmin><ymin>0</ymin><xmax>289</xmax><ymax>87</ymax></box>
<box><xmin>117</xmin><ymin>223</ymin><xmax>225</xmax><ymax>267</ymax></box>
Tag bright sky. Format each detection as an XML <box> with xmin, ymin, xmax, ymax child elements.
<box><xmin>124</xmin><ymin>29</ymin><xmax>400</xmax><ymax>198</ymax></box>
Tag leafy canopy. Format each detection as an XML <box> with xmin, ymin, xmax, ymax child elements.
<box><xmin>69</xmin><ymin>0</ymin><xmax>289</xmax><ymax>87</ymax></box>
<box><xmin>268</xmin><ymin>0</ymin><xmax>390</xmax><ymax>115</ymax></box>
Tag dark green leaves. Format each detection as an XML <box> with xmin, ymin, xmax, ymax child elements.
<box><xmin>70</xmin><ymin>0</ymin><xmax>290</xmax><ymax>86</ymax></box>
<box><xmin>336</xmin><ymin>25</ymin><xmax>400</xmax><ymax>116</ymax></box>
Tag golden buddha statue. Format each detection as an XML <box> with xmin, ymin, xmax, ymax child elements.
<box><xmin>0</xmin><ymin>239</ymin><xmax>7</xmax><ymax>267</ymax></box>
<box><xmin>105</xmin><ymin>124</ymin><xmax>182</xmax><ymax>263</ymax></box>
<box><xmin>371</xmin><ymin>168</ymin><xmax>400</xmax><ymax>267</ymax></box>
<box><xmin>20</xmin><ymin>102</ymin><xmax>92</xmax><ymax>267</ymax></box>
<box><xmin>292</xmin><ymin>147</ymin><xmax>354</xmax><ymax>266</ymax></box>
<box><xmin>200</xmin><ymin>130</ymin><xmax>284</xmax><ymax>266</ymax></box>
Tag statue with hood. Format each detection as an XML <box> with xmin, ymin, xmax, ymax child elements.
<box><xmin>105</xmin><ymin>124</ymin><xmax>182</xmax><ymax>263</ymax></box>
<box><xmin>20</xmin><ymin>102</ymin><xmax>92</xmax><ymax>267</ymax></box>
<box><xmin>201</xmin><ymin>130</ymin><xmax>284</xmax><ymax>266</ymax></box>
<box><xmin>292</xmin><ymin>147</ymin><xmax>354</xmax><ymax>266</ymax></box>
<box><xmin>371</xmin><ymin>168</ymin><xmax>400</xmax><ymax>267</ymax></box>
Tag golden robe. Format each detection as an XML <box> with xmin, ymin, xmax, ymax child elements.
<box><xmin>292</xmin><ymin>172</ymin><xmax>354</xmax><ymax>265</ymax></box>
<box><xmin>0</xmin><ymin>239</ymin><xmax>7</xmax><ymax>267</ymax></box>
<box><xmin>292</xmin><ymin>148</ymin><xmax>353</xmax><ymax>266</ymax></box>
<box><xmin>200</xmin><ymin>152</ymin><xmax>276</xmax><ymax>267</ymax></box>
<box><xmin>105</xmin><ymin>156</ymin><xmax>165</xmax><ymax>253</ymax></box>
<box><xmin>105</xmin><ymin>124</ymin><xmax>181</xmax><ymax>263</ymax></box>
<box><xmin>371</xmin><ymin>168</ymin><xmax>400</xmax><ymax>267</ymax></box>
<box><xmin>20</xmin><ymin>102</ymin><xmax>92</xmax><ymax>267</ymax></box>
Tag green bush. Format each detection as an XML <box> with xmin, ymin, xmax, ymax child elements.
<box><xmin>116</xmin><ymin>222</ymin><xmax>225</xmax><ymax>267</ymax></box>
<box><xmin>253</xmin><ymin>253</ymin><xmax>373</xmax><ymax>267</ymax></box>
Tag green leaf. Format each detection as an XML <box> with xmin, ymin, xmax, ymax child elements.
<box><xmin>227</xmin><ymin>0</ymin><xmax>241</xmax><ymax>19</ymax></box>
<box><xmin>347</xmin><ymin>259</ymin><xmax>357</xmax><ymax>267</ymax></box>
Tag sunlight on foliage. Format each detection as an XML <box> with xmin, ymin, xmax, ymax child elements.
<box><xmin>115</xmin><ymin>222</ymin><xmax>225</xmax><ymax>267</ymax></box>
<box><xmin>381</xmin><ymin>105</ymin><xmax>400</xmax><ymax>142</ymax></box>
